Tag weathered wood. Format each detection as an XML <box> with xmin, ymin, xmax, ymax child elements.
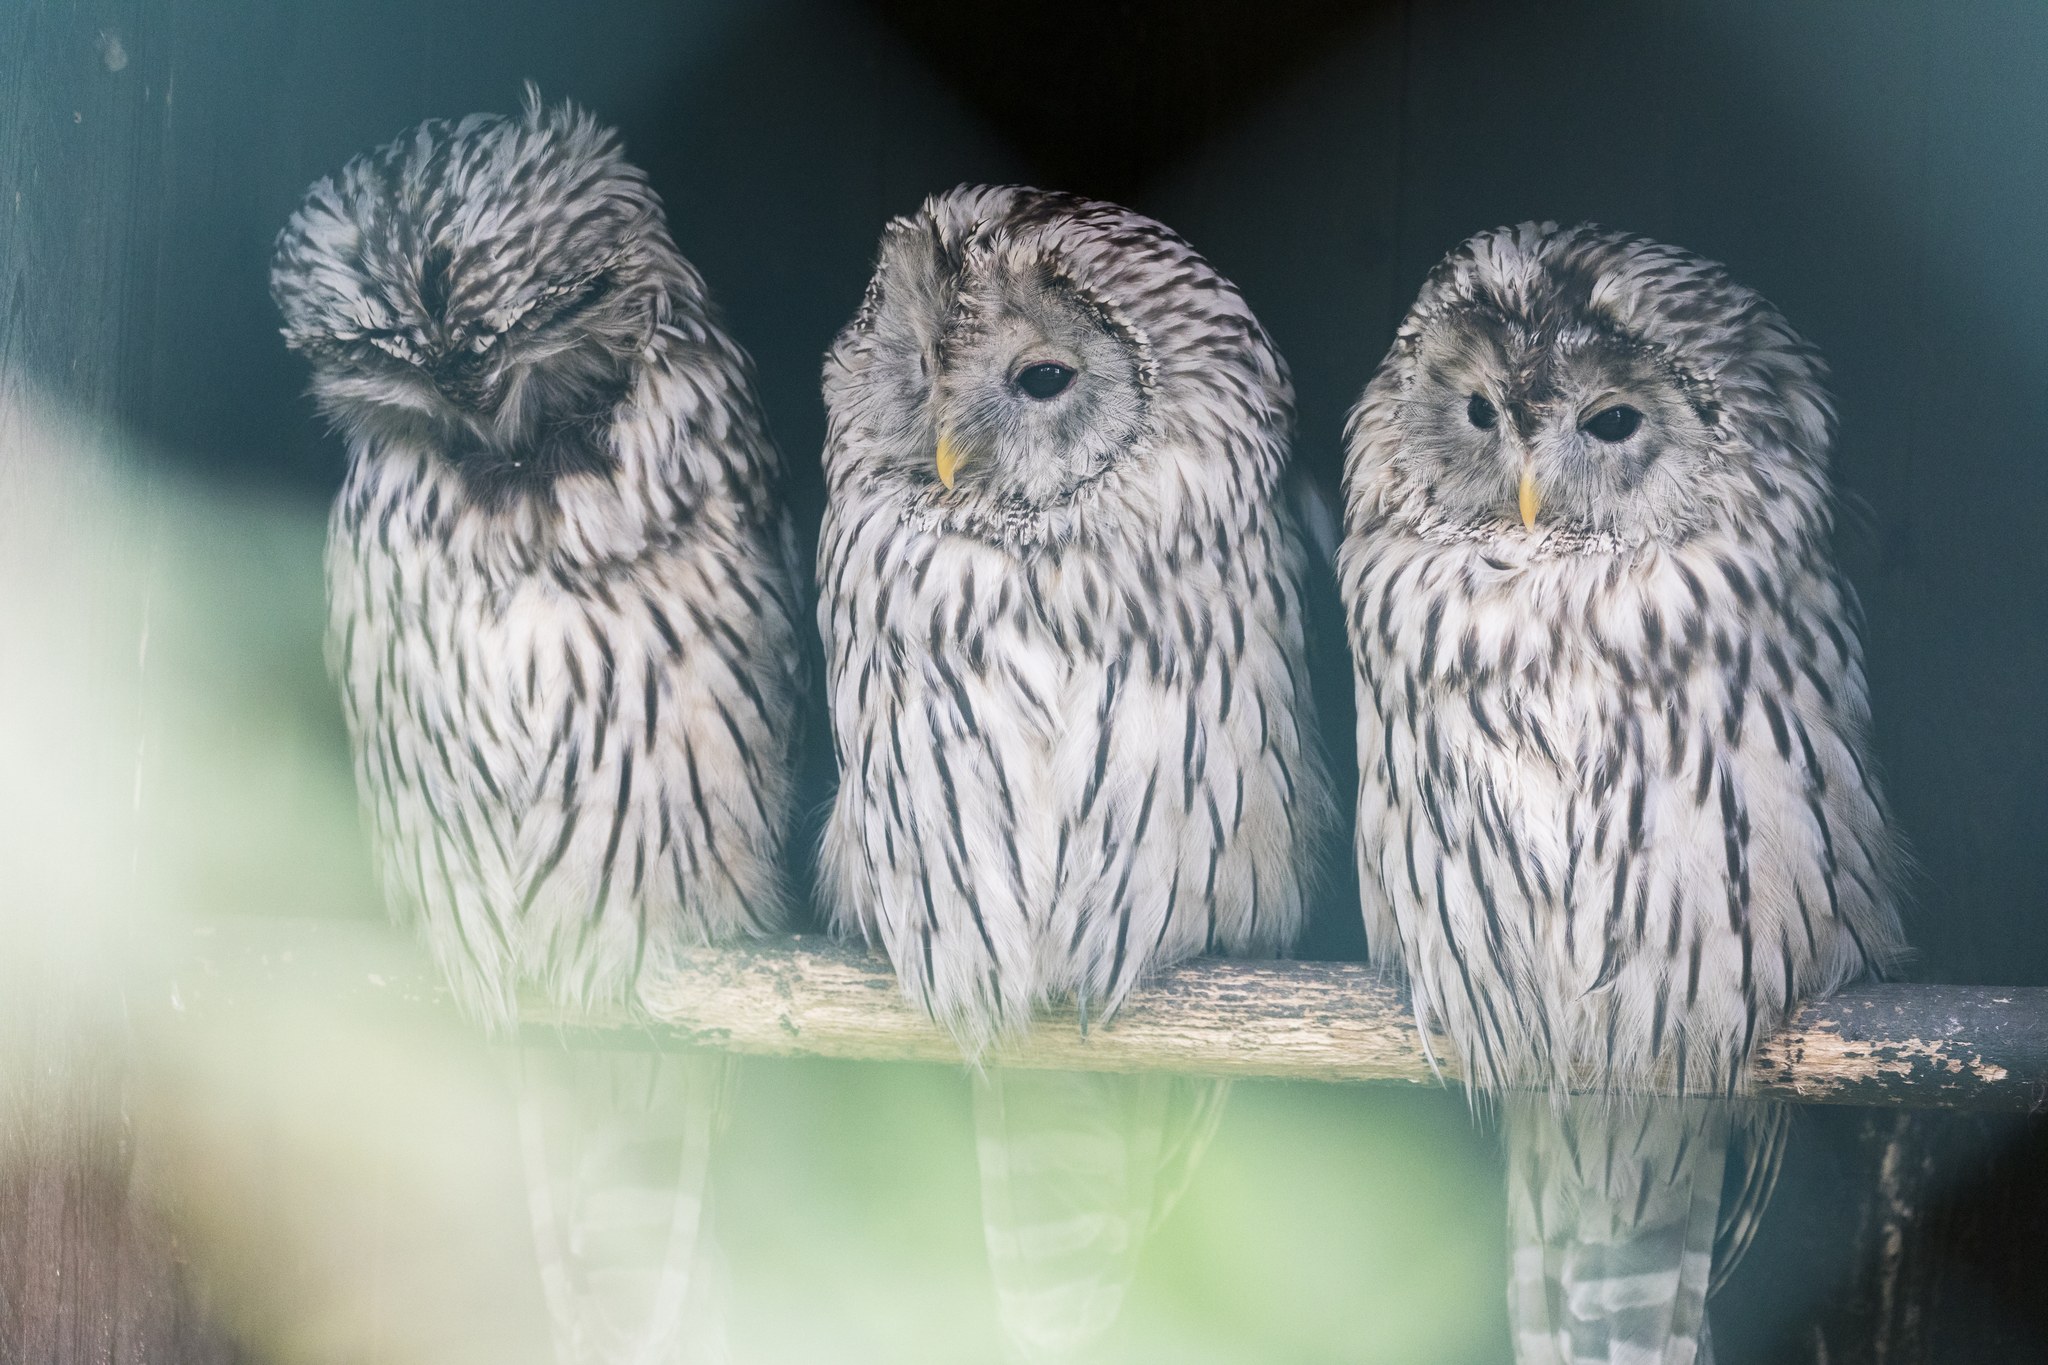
<box><xmin>0</xmin><ymin>4</ymin><xmax>248</xmax><ymax>1360</ymax></box>
<box><xmin>1751</xmin><ymin>986</ymin><xmax>2048</xmax><ymax>1112</ymax></box>
<box><xmin>167</xmin><ymin>918</ymin><xmax>2048</xmax><ymax>1111</ymax></box>
<box><xmin>627</xmin><ymin>940</ymin><xmax>1444</xmax><ymax>1085</ymax></box>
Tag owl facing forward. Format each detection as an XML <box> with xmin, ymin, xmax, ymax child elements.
<box><xmin>1340</xmin><ymin>222</ymin><xmax>1903</xmax><ymax>1093</ymax></box>
<box><xmin>271</xmin><ymin>93</ymin><xmax>804</xmax><ymax>1028</ymax></box>
<box><xmin>1339</xmin><ymin>223</ymin><xmax>1906</xmax><ymax>1362</ymax></box>
<box><xmin>817</xmin><ymin>184</ymin><xmax>1333</xmax><ymax>1051</ymax></box>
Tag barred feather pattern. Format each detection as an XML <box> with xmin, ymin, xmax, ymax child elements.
<box><xmin>1338</xmin><ymin>223</ymin><xmax>1907</xmax><ymax>1363</ymax></box>
<box><xmin>817</xmin><ymin>184</ymin><xmax>1333</xmax><ymax>1053</ymax></box>
<box><xmin>517</xmin><ymin>1048</ymin><xmax>738</xmax><ymax>1365</ymax></box>
<box><xmin>273</xmin><ymin>96</ymin><xmax>801</xmax><ymax>1365</ymax></box>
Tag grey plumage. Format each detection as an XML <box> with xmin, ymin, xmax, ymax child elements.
<box><xmin>818</xmin><ymin>185</ymin><xmax>1332</xmax><ymax>1361</ymax></box>
<box><xmin>272</xmin><ymin>91</ymin><xmax>802</xmax><ymax>1365</ymax></box>
<box><xmin>1338</xmin><ymin>223</ymin><xmax>1906</xmax><ymax>1363</ymax></box>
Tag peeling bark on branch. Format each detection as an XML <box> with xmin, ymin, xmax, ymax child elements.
<box><xmin>171</xmin><ymin>919</ymin><xmax>2048</xmax><ymax>1111</ymax></box>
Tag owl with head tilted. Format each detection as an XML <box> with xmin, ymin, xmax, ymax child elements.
<box><xmin>819</xmin><ymin>185</ymin><xmax>1332</xmax><ymax>1358</ymax></box>
<box><xmin>1339</xmin><ymin>223</ymin><xmax>1906</xmax><ymax>1363</ymax></box>
<box><xmin>272</xmin><ymin>91</ymin><xmax>802</xmax><ymax>1026</ymax></box>
<box><xmin>272</xmin><ymin>91</ymin><xmax>801</xmax><ymax>1364</ymax></box>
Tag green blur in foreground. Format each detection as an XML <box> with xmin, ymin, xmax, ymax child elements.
<box><xmin>2</xmin><ymin>384</ymin><xmax>1506</xmax><ymax>1364</ymax></box>
<box><xmin>719</xmin><ymin>1062</ymin><xmax>1505</xmax><ymax>1364</ymax></box>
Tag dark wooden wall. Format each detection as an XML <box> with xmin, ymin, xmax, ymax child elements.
<box><xmin>0</xmin><ymin>2</ymin><xmax>239</xmax><ymax>1361</ymax></box>
<box><xmin>8</xmin><ymin>1</ymin><xmax>2048</xmax><ymax>1361</ymax></box>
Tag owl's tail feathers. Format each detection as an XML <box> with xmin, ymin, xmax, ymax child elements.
<box><xmin>1710</xmin><ymin>1101</ymin><xmax>1789</xmax><ymax>1297</ymax></box>
<box><xmin>1504</xmin><ymin>1094</ymin><xmax>1731</xmax><ymax>1365</ymax></box>
<box><xmin>514</xmin><ymin>1047</ymin><xmax>736</xmax><ymax>1365</ymax></box>
<box><xmin>973</xmin><ymin>1068</ymin><xmax>1227</xmax><ymax>1364</ymax></box>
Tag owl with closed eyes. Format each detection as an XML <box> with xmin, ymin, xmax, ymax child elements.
<box><xmin>1339</xmin><ymin>222</ymin><xmax>1906</xmax><ymax>1363</ymax></box>
<box><xmin>818</xmin><ymin>185</ymin><xmax>1332</xmax><ymax>1360</ymax></box>
<box><xmin>273</xmin><ymin>91</ymin><xmax>803</xmax><ymax>1365</ymax></box>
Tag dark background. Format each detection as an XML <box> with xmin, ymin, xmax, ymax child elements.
<box><xmin>9</xmin><ymin>0</ymin><xmax>2048</xmax><ymax>1360</ymax></box>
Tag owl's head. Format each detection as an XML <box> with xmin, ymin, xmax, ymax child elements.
<box><xmin>271</xmin><ymin>88</ymin><xmax>692</xmax><ymax>502</ymax></box>
<box><xmin>1355</xmin><ymin>222</ymin><xmax>1834</xmax><ymax>546</ymax></box>
<box><xmin>825</xmin><ymin>185</ymin><xmax>1291</xmax><ymax>545</ymax></box>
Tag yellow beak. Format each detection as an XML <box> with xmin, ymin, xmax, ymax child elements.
<box><xmin>1518</xmin><ymin>464</ymin><xmax>1541</xmax><ymax>531</ymax></box>
<box><xmin>936</xmin><ymin>431</ymin><xmax>961</xmax><ymax>490</ymax></box>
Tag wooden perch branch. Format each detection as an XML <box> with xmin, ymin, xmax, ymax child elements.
<box><xmin>170</xmin><ymin>919</ymin><xmax>2048</xmax><ymax>1111</ymax></box>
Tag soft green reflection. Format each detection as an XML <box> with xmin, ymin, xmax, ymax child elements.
<box><xmin>719</xmin><ymin>1062</ymin><xmax>1503</xmax><ymax>1364</ymax></box>
<box><xmin>1145</xmin><ymin>1081</ymin><xmax>1504</xmax><ymax>1363</ymax></box>
<box><xmin>2</xmin><ymin>384</ymin><xmax>1507</xmax><ymax>1363</ymax></box>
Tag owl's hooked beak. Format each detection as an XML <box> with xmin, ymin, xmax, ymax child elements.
<box><xmin>936</xmin><ymin>430</ymin><xmax>963</xmax><ymax>490</ymax></box>
<box><xmin>1518</xmin><ymin>463</ymin><xmax>1541</xmax><ymax>530</ymax></box>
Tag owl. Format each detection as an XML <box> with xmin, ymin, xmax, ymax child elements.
<box><xmin>272</xmin><ymin>91</ymin><xmax>802</xmax><ymax>1364</ymax></box>
<box><xmin>1339</xmin><ymin>222</ymin><xmax>1906</xmax><ymax>1363</ymax></box>
<box><xmin>817</xmin><ymin>185</ymin><xmax>1333</xmax><ymax>1359</ymax></box>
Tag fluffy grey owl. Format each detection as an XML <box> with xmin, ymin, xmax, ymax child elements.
<box><xmin>272</xmin><ymin>92</ymin><xmax>803</xmax><ymax>1365</ymax></box>
<box><xmin>819</xmin><ymin>185</ymin><xmax>1332</xmax><ymax>1361</ymax></box>
<box><xmin>1339</xmin><ymin>222</ymin><xmax>1906</xmax><ymax>1364</ymax></box>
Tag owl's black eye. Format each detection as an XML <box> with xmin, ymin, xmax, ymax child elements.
<box><xmin>1583</xmin><ymin>405</ymin><xmax>1643</xmax><ymax>442</ymax></box>
<box><xmin>1466</xmin><ymin>393</ymin><xmax>1498</xmax><ymax>430</ymax></box>
<box><xmin>1014</xmin><ymin>362</ymin><xmax>1076</xmax><ymax>400</ymax></box>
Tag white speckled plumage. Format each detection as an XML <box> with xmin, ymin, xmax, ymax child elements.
<box><xmin>1340</xmin><ymin>222</ymin><xmax>1906</xmax><ymax>1363</ymax></box>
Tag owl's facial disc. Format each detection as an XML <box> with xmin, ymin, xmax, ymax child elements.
<box><xmin>925</xmin><ymin>276</ymin><xmax>1144</xmax><ymax>511</ymax></box>
<box><xmin>1507</xmin><ymin>400</ymin><xmax>1643</xmax><ymax>528</ymax></box>
<box><xmin>331</xmin><ymin>263</ymin><xmax>645</xmax><ymax>504</ymax></box>
<box><xmin>1409</xmin><ymin>316</ymin><xmax>1713</xmax><ymax>539</ymax></box>
<box><xmin>934</xmin><ymin>355</ymin><xmax>1081</xmax><ymax>489</ymax></box>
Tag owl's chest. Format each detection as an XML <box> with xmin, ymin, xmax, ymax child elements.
<box><xmin>908</xmin><ymin>543</ymin><xmax>1150</xmax><ymax>798</ymax></box>
<box><xmin>349</xmin><ymin>535</ymin><xmax>643</xmax><ymax>817</ymax></box>
<box><xmin>936</xmin><ymin>588</ymin><xmax>1102</xmax><ymax>765</ymax></box>
<box><xmin>1362</xmin><ymin>544</ymin><xmax>1643</xmax><ymax>829</ymax></box>
<box><xmin>444</xmin><ymin>581</ymin><xmax>579</xmax><ymax>741</ymax></box>
<box><xmin>1393</xmin><ymin>554</ymin><xmax>1753</xmax><ymax>928</ymax></box>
